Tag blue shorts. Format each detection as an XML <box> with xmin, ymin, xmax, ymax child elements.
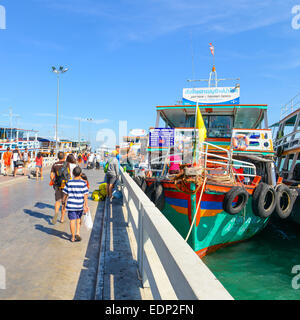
<box><xmin>68</xmin><ymin>210</ymin><xmax>83</xmax><ymax>220</ymax></box>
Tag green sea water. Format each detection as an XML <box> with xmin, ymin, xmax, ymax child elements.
<box><xmin>202</xmin><ymin>218</ymin><xmax>300</xmax><ymax>300</ymax></box>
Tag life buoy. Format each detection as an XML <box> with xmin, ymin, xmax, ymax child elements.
<box><xmin>274</xmin><ymin>184</ymin><xmax>296</xmax><ymax>219</ymax></box>
<box><xmin>252</xmin><ymin>183</ymin><xmax>276</xmax><ymax>218</ymax></box>
<box><xmin>223</xmin><ymin>186</ymin><xmax>249</xmax><ymax>215</ymax></box>
<box><xmin>232</xmin><ymin>134</ymin><xmax>250</xmax><ymax>151</ymax></box>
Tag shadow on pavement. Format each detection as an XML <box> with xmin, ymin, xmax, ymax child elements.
<box><xmin>103</xmin><ymin>198</ymin><xmax>143</xmax><ymax>300</ymax></box>
<box><xmin>23</xmin><ymin>209</ymin><xmax>53</xmax><ymax>224</ymax></box>
<box><xmin>34</xmin><ymin>224</ymin><xmax>70</xmax><ymax>241</ymax></box>
<box><xmin>34</xmin><ymin>202</ymin><xmax>55</xmax><ymax>210</ymax></box>
<box><xmin>73</xmin><ymin>201</ymin><xmax>105</xmax><ymax>300</ymax></box>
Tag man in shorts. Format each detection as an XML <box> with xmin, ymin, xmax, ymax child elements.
<box><xmin>13</xmin><ymin>146</ymin><xmax>23</xmax><ymax>177</ymax></box>
<box><xmin>50</xmin><ymin>151</ymin><xmax>68</xmax><ymax>224</ymax></box>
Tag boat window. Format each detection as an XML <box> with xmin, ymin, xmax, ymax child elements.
<box><xmin>208</xmin><ymin>116</ymin><xmax>232</xmax><ymax>138</ymax></box>
<box><xmin>185</xmin><ymin>115</ymin><xmax>209</xmax><ymax>128</ymax></box>
<box><xmin>282</xmin><ymin>115</ymin><xmax>297</xmax><ymax>136</ymax></box>
<box><xmin>283</xmin><ymin>154</ymin><xmax>295</xmax><ymax>171</ymax></box>
<box><xmin>279</xmin><ymin>156</ymin><xmax>286</xmax><ymax>171</ymax></box>
<box><xmin>185</xmin><ymin>115</ymin><xmax>232</xmax><ymax>138</ymax></box>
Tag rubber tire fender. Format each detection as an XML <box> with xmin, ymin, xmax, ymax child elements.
<box><xmin>154</xmin><ymin>183</ymin><xmax>165</xmax><ymax>211</ymax></box>
<box><xmin>252</xmin><ymin>183</ymin><xmax>276</xmax><ymax>218</ymax></box>
<box><xmin>223</xmin><ymin>186</ymin><xmax>249</xmax><ymax>215</ymax></box>
<box><xmin>140</xmin><ymin>178</ymin><xmax>147</xmax><ymax>193</ymax></box>
<box><xmin>275</xmin><ymin>184</ymin><xmax>295</xmax><ymax>219</ymax></box>
<box><xmin>145</xmin><ymin>182</ymin><xmax>156</xmax><ymax>203</ymax></box>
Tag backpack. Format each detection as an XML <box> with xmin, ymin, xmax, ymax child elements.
<box><xmin>104</xmin><ymin>161</ymin><xmax>109</xmax><ymax>173</ymax></box>
<box><xmin>55</xmin><ymin>162</ymin><xmax>71</xmax><ymax>189</ymax></box>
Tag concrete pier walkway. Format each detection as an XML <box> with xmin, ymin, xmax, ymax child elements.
<box><xmin>0</xmin><ymin>169</ymin><xmax>106</xmax><ymax>300</ymax></box>
<box><xmin>0</xmin><ymin>168</ymin><xmax>147</xmax><ymax>300</ymax></box>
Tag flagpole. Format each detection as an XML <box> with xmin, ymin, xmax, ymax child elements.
<box><xmin>193</xmin><ymin>101</ymin><xmax>199</xmax><ymax>164</ymax></box>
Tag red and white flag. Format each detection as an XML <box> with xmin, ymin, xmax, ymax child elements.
<box><xmin>209</xmin><ymin>43</ymin><xmax>214</xmax><ymax>56</ymax></box>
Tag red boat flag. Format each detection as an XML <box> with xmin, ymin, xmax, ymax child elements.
<box><xmin>209</xmin><ymin>43</ymin><xmax>214</xmax><ymax>56</ymax></box>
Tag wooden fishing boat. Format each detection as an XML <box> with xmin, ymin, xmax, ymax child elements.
<box><xmin>136</xmin><ymin>67</ymin><xmax>292</xmax><ymax>258</ymax></box>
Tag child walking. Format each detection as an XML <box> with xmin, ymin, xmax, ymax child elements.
<box><xmin>62</xmin><ymin>166</ymin><xmax>89</xmax><ymax>242</ymax></box>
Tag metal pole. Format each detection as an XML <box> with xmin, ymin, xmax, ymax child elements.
<box><xmin>56</xmin><ymin>74</ymin><xmax>60</xmax><ymax>153</ymax></box>
<box><xmin>78</xmin><ymin>119</ymin><xmax>81</xmax><ymax>152</ymax></box>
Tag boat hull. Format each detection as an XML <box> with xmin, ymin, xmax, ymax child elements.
<box><xmin>161</xmin><ymin>184</ymin><xmax>269</xmax><ymax>258</ymax></box>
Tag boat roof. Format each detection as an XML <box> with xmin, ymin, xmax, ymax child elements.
<box><xmin>0</xmin><ymin>127</ymin><xmax>38</xmax><ymax>133</ymax></box>
<box><xmin>270</xmin><ymin>107</ymin><xmax>300</xmax><ymax>128</ymax></box>
<box><xmin>157</xmin><ymin>104</ymin><xmax>267</xmax><ymax>129</ymax></box>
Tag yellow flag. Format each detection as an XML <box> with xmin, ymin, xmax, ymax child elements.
<box><xmin>196</xmin><ymin>105</ymin><xmax>207</xmax><ymax>142</ymax></box>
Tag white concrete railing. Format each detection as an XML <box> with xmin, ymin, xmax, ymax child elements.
<box><xmin>0</xmin><ymin>156</ymin><xmax>57</xmax><ymax>175</ymax></box>
<box><xmin>120</xmin><ymin>169</ymin><xmax>233</xmax><ymax>300</ymax></box>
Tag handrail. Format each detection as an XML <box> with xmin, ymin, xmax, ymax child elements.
<box><xmin>120</xmin><ymin>168</ymin><xmax>233</xmax><ymax>300</ymax></box>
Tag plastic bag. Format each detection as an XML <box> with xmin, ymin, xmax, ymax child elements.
<box><xmin>83</xmin><ymin>210</ymin><xmax>93</xmax><ymax>230</ymax></box>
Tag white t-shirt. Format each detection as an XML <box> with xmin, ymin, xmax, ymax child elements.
<box><xmin>96</xmin><ymin>154</ymin><xmax>101</xmax><ymax>162</ymax></box>
<box><xmin>88</xmin><ymin>154</ymin><xmax>95</xmax><ymax>162</ymax></box>
<box><xmin>69</xmin><ymin>163</ymin><xmax>77</xmax><ymax>180</ymax></box>
<box><xmin>13</xmin><ymin>150</ymin><xmax>20</xmax><ymax>161</ymax></box>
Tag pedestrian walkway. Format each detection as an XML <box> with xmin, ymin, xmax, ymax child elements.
<box><xmin>0</xmin><ymin>169</ymin><xmax>105</xmax><ymax>300</ymax></box>
<box><xmin>0</xmin><ymin>167</ymin><xmax>149</xmax><ymax>300</ymax></box>
<box><xmin>97</xmin><ymin>198</ymin><xmax>152</xmax><ymax>300</ymax></box>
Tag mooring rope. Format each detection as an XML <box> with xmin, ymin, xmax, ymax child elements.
<box><xmin>185</xmin><ymin>176</ymin><xmax>208</xmax><ymax>242</ymax></box>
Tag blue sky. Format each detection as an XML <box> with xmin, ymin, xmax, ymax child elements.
<box><xmin>0</xmin><ymin>0</ymin><xmax>300</xmax><ymax>148</ymax></box>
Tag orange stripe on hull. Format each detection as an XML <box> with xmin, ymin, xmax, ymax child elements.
<box><xmin>196</xmin><ymin>239</ymin><xmax>245</xmax><ymax>258</ymax></box>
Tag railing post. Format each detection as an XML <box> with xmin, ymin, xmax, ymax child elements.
<box><xmin>138</xmin><ymin>207</ymin><xmax>149</xmax><ymax>288</ymax></box>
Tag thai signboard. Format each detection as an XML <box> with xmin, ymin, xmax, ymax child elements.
<box><xmin>183</xmin><ymin>87</ymin><xmax>240</xmax><ymax>105</ymax></box>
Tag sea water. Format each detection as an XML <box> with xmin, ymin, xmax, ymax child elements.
<box><xmin>202</xmin><ymin>218</ymin><xmax>300</xmax><ymax>300</ymax></box>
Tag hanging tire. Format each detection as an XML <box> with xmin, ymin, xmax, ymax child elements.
<box><xmin>145</xmin><ymin>182</ymin><xmax>156</xmax><ymax>202</ymax></box>
<box><xmin>154</xmin><ymin>183</ymin><xmax>165</xmax><ymax>211</ymax></box>
<box><xmin>133</xmin><ymin>176</ymin><xmax>142</xmax><ymax>187</ymax></box>
<box><xmin>223</xmin><ymin>186</ymin><xmax>249</xmax><ymax>215</ymax></box>
<box><xmin>252</xmin><ymin>183</ymin><xmax>276</xmax><ymax>218</ymax></box>
<box><xmin>275</xmin><ymin>185</ymin><xmax>295</xmax><ymax>219</ymax></box>
<box><xmin>141</xmin><ymin>178</ymin><xmax>147</xmax><ymax>193</ymax></box>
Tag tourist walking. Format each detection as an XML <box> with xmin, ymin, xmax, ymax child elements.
<box><xmin>13</xmin><ymin>146</ymin><xmax>23</xmax><ymax>177</ymax></box>
<box><xmin>50</xmin><ymin>151</ymin><xmax>70</xmax><ymax>224</ymax></box>
<box><xmin>62</xmin><ymin>166</ymin><xmax>89</xmax><ymax>242</ymax></box>
<box><xmin>66</xmin><ymin>154</ymin><xmax>77</xmax><ymax>179</ymax></box>
<box><xmin>22</xmin><ymin>147</ymin><xmax>31</xmax><ymax>176</ymax></box>
<box><xmin>3</xmin><ymin>147</ymin><xmax>12</xmax><ymax>176</ymax></box>
<box><xmin>106</xmin><ymin>151</ymin><xmax>120</xmax><ymax>200</ymax></box>
<box><xmin>35</xmin><ymin>152</ymin><xmax>44</xmax><ymax>180</ymax></box>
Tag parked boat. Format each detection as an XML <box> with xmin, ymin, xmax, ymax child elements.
<box><xmin>133</xmin><ymin>66</ymin><xmax>295</xmax><ymax>258</ymax></box>
<box><xmin>0</xmin><ymin>127</ymin><xmax>40</xmax><ymax>155</ymax></box>
<box><xmin>271</xmin><ymin>94</ymin><xmax>300</xmax><ymax>225</ymax></box>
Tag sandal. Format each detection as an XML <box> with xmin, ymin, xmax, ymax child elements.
<box><xmin>75</xmin><ymin>235</ymin><xmax>82</xmax><ymax>242</ymax></box>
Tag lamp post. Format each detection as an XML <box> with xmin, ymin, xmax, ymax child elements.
<box><xmin>52</xmin><ymin>66</ymin><xmax>69</xmax><ymax>153</ymax></box>
<box><xmin>78</xmin><ymin>118</ymin><xmax>94</xmax><ymax>153</ymax></box>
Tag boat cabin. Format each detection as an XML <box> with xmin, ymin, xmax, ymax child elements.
<box><xmin>271</xmin><ymin>107</ymin><xmax>300</xmax><ymax>182</ymax></box>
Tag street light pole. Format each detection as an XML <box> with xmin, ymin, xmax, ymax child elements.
<box><xmin>52</xmin><ymin>66</ymin><xmax>69</xmax><ymax>154</ymax></box>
